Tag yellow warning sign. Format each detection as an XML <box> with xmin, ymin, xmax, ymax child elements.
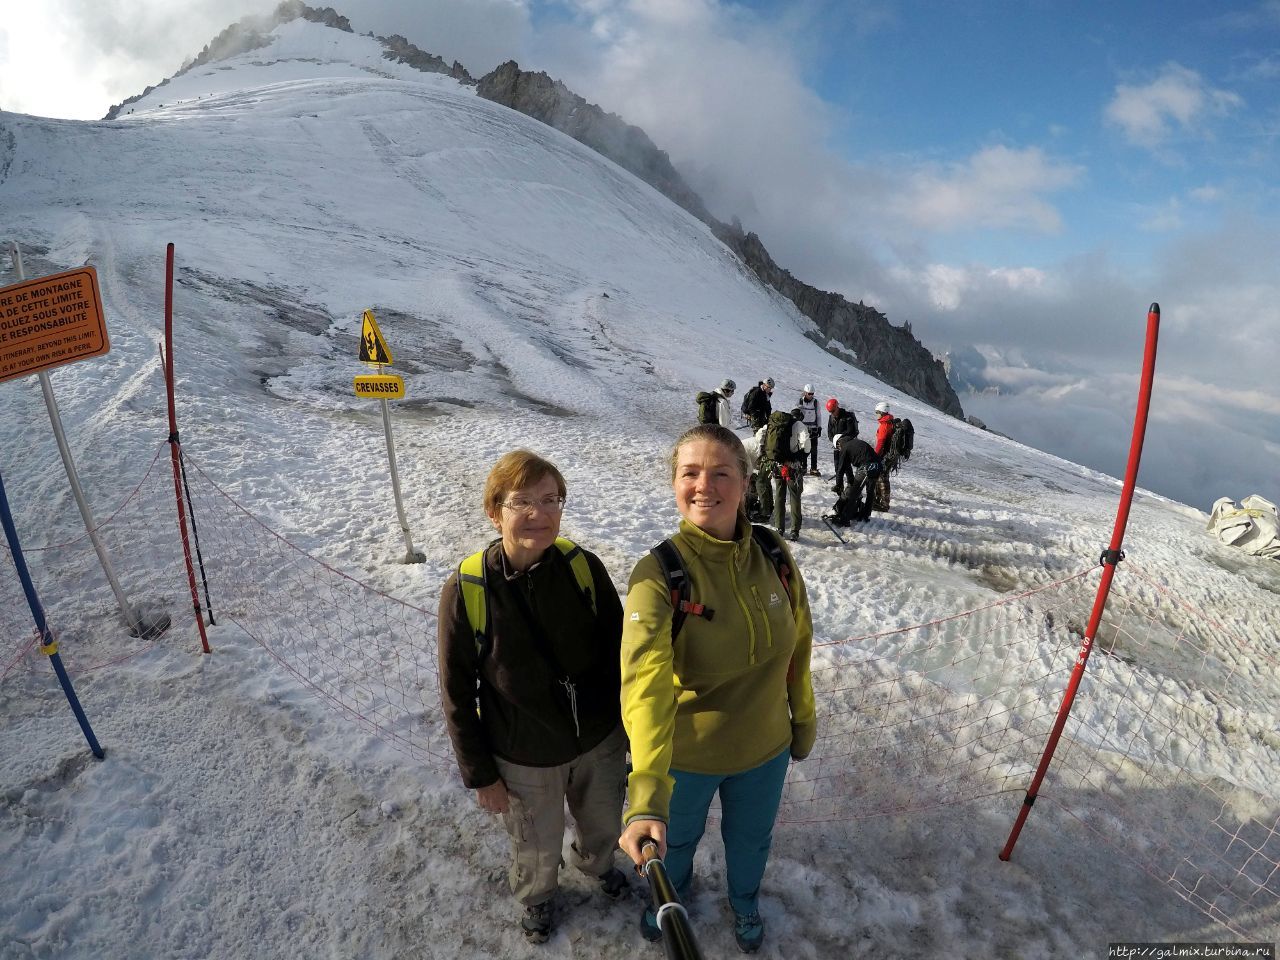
<box><xmin>359</xmin><ymin>309</ymin><xmax>393</xmax><ymax>365</ymax></box>
<box><xmin>0</xmin><ymin>267</ymin><xmax>110</xmax><ymax>385</ymax></box>
<box><xmin>354</xmin><ymin>374</ymin><xmax>405</xmax><ymax>400</ymax></box>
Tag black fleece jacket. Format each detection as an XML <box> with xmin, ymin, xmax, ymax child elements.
<box><xmin>438</xmin><ymin>541</ymin><xmax>623</xmax><ymax>788</ymax></box>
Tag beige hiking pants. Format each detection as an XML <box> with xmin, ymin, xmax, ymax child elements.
<box><xmin>494</xmin><ymin>724</ymin><xmax>627</xmax><ymax>906</ymax></box>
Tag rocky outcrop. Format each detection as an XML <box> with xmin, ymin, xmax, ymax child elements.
<box><xmin>476</xmin><ymin>60</ymin><xmax>964</xmax><ymax>418</ymax></box>
<box><xmin>476</xmin><ymin>62</ymin><xmax>717</xmax><ymax>228</ymax></box>
<box><xmin>718</xmin><ymin>228</ymin><xmax>962</xmax><ymax>415</ymax></box>
<box><xmin>378</xmin><ymin>35</ymin><xmax>474</xmax><ymax>83</ymax></box>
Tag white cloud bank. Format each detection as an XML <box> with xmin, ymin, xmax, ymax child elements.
<box><xmin>897</xmin><ymin>145</ymin><xmax>1083</xmax><ymax>233</ymax></box>
<box><xmin>1104</xmin><ymin>62</ymin><xmax>1243</xmax><ymax>145</ymax></box>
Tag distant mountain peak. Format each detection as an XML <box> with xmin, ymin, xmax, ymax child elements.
<box><xmin>103</xmin><ymin>2</ymin><xmax>962</xmax><ymax>417</ymax></box>
<box><xmin>105</xmin><ymin>2</ymin><xmax>350</xmax><ymax>120</ymax></box>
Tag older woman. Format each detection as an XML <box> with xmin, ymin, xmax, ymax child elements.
<box><xmin>618</xmin><ymin>424</ymin><xmax>816</xmax><ymax>954</ymax></box>
<box><xmin>438</xmin><ymin>450</ymin><xmax>628</xmax><ymax>944</ymax></box>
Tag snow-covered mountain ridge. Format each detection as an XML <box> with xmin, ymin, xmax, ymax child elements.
<box><xmin>103</xmin><ymin>0</ymin><xmax>965</xmax><ymax>420</ymax></box>
<box><xmin>1</xmin><ymin>15</ymin><xmax>1278</xmax><ymax>958</ymax></box>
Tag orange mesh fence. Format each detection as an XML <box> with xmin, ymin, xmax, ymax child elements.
<box><xmin>1</xmin><ymin>452</ymin><xmax>1276</xmax><ymax>937</ymax></box>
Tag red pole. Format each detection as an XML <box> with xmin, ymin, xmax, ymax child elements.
<box><xmin>999</xmin><ymin>303</ymin><xmax>1160</xmax><ymax>861</ymax></box>
<box><xmin>163</xmin><ymin>243</ymin><xmax>212</xmax><ymax>654</ymax></box>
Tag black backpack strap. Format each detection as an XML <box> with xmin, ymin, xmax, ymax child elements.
<box><xmin>750</xmin><ymin>524</ymin><xmax>793</xmax><ymax>607</ymax></box>
<box><xmin>650</xmin><ymin>538</ymin><xmax>713</xmax><ymax>641</ymax></box>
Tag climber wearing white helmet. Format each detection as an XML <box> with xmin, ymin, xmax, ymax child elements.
<box><xmin>874</xmin><ymin>402</ymin><xmax>895</xmax><ymax>456</ymax></box>
<box><xmin>797</xmin><ymin>384</ymin><xmax>822</xmax><ymax>476</ymax></box>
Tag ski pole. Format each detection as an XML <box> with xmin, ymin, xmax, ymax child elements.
<box><xmin>640</xmin><ymin>841</ymin><xmax>704</xmax><ymax>960</ymax></box>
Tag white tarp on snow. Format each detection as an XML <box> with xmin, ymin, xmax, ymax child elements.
<box><xmin>1207</xmin><ymin>495</ymin><xmax>1280</xmax><ymax>559</ymax></box>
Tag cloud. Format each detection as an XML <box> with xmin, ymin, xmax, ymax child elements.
<box><xmin>0</xmin><ymin>0</ymin><xmax>276</xmax><ymax>119</ymax></box>
<box><xmin>522</xmin><ymin>1</ymin><xmax>1083</xmax><ymax>305</ymax></box>
<box><xmin>525</xmin><ymin>0</ymin><xmax>898</xmax><ymax>292</ymax></box>
<box><xmin>344</xmin><ymin>0</ymin><xmax>530</xmax><ymax>75</ymax></box>
<box><xmin>1156</xmin><ymin>375</ymin><xmax>1280</xmax><ymax>421</ymax></box>
<box><xmin>0</xmin><ymin>0</ymin><xmax>530</xmax><ymax>120</ymax></box>
<box><xmin>938</xmin><ymin>215</ymin><xmax>1280</xmax><ymax>508</ymax></box>
<box><xmin>1204</xmin><ymin>1</ymin><xmax>1280</xmax><ymax>33</ymax></box>
<box><xmin>896</xmin><ymin>145</ymin><xmax>1083</xmax><ymax>233</ymax></box>
<box><xmin>1137</xmin><ymin>197</ymin><xmax>1184</xmax><ymax>233</ymax></box>
<box><xmin>1104</xmin><ymin>62</ymin><xmax>1243</xmax><ymax>145</ymax></box>
<box><xmin>894</xmin><ymin>263</ymin><xmax>1049</xmax><ymax>312</ymax></box>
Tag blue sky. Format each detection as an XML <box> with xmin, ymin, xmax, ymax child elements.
<box><xmin>1</xmin><ymin>0</ymin><xmax>1277</xmax><ymax>507</ymax></box>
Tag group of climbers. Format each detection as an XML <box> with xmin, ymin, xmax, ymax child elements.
<box><xmin>698</xmin><ymin>375</ymin><xmax>915</xmax><ymax>537</ymax></box>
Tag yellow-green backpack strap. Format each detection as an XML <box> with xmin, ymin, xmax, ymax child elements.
<box><xmin>554</xmin><ymin>537</ymin><xmax>596</xmax><ymax>615</ymax></box>
<box><xmin>458</xmin><ymin>551</ymin><xmax>488</xmax><ymax>654</ymax></box>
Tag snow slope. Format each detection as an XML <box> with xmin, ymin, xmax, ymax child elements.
<box><xmin>2</xmin><ymin>19</ymin><xmax>1278</xmax><ymax>959</ymax></box>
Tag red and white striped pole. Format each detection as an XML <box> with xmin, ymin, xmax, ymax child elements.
<box><xmin>999</xmin><ymin>302</ymin><xmax>1161</xmax><ymax>861</ymax></box>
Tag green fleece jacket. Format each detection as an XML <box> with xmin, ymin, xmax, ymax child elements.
<box><xmin>621</xmin><ymin>516</ymin><xmax>816</xmax><ymax>824</ymax></box>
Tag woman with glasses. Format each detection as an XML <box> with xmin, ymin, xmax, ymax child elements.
<box><xmin>617</xmin><ymin>424</ymin><xmax>815</xmax><ymax>954</ymax></box>
<box><xmin>438</xmin><ymin>449</ymin><xmax>628</xmax><ymax>944</ymax></box>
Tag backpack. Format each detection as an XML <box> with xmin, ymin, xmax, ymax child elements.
<box><xmin>871</xmin><ymin>473</ymin><xmax>891</xmax><ymax>511</ymax></box>
<box><xmin>763</xmin><ymin>410</ymin><xmax>797</xmax><ymax>464</ymax></box>
<box><xmin>828</xmin><ymin>409</ymin><xmax>858</xmax><ymax>442</ymax></box>
<box><xmin>740</xmin><ymin>384</ymin><xmax>761</xmax><ymax>417</ymax></box>
<box><xmin>883</xmin><ymin>417</ymin><xmax>915</xmax><ymax>472</ymax></box>
<box><xmin>696</xmin><ymin>391</ymin><xmax>719</xmax><ymax>425</ymax></box>
<box><xmin>649</xmin><ymin>525</ymin><xmax>794</xmax><ymax>640</ymax></box>
<box><xmin>458</xmin><ymin>537</ymin><xmax>596</xmax><ymax>654</ymax></box>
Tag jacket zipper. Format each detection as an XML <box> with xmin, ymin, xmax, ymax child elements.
<box><xmin>750</xmin><ymin>585</ymin><xmax>773</xmax><ymax>651</ymax></box>
<box><xmin>526</xmin><ymin>574</ymin><xmax>580</xmax><ymax>738</ymax></box>
<box><xmin>727</xmin><ymin>545</ymin><xmax>757</xmax><ymax>664</ymax></box>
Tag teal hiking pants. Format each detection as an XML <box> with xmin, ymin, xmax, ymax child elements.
<box><xmin>664</xmin><ymin>748</ymin><xmax>790</xmax><ymax>916</ymax></box>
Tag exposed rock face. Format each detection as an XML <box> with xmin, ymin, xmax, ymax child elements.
<box><xmin>476</xmin><ymin>60</ymin><xmax>964</xmax><ymax>418</ymax></box>
<box><xmin>379</xmin><ymin>35</ymin><xmax>474</xmax><ymax>83</ymax></box>
<box><xmin>712</xmin><ymin>227</ymin><xmax>962</xmax><ymax>415</ymax></box>
<box><xmin>476</xmin><ymin>62</ymin><xmax>717</xmax><ymax>228</ymax></box>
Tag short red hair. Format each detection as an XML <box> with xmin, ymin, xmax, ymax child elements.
<box><xmin>482</xmin><ymin>450</ymin><xmax>567</xmax><ymax>517</ymax></box>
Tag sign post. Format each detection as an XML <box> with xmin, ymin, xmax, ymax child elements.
<box><xmin>3</xmin><ymin>243</ymin><xmax>168</xmax><ymax>639</ymax></box>
<box><xmin>356</xmin><ymin>310</ymin><xmax>423</xmax><ymax>564</ymax></box>
<box><xmin>0</xmin><ymin>466</ymin><xmax>105</xmax><ymax>758</ymax></box>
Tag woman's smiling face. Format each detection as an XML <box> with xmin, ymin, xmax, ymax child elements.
<box><xmin>673</xmin><ymin>438</ymin><xmax>747</xmax><ymax>540</ymax></box>
<box><xmin>488</xmin><ymin>473</ymin><xmax>562</xmax><ymax>564</ymax></box>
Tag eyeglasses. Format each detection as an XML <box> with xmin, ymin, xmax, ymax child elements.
<box><xmin>500</xmin><ymin>495</ymin><xmax>566</xmax><ymax>515</ymax></box>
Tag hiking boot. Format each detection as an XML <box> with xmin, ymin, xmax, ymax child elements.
<box><xmin>733</xmin><ymin>909</ymin><xmax>765</xmax><ymax>953</ymax></box>
<box><xmin>639</xmin><ymin>905</ymin><xmax>662</xmax><ymax>943</ymax></box>
<box><xmin>521</xmin><ymin>901</ymin><xmax>552</xmax><ymax>944</ymax></box>
<box><xmin>831</xmin><ymin>484</ymin><xmax>843</xmax><ymax>495</ymax></box>
<box><xmin>785</xmin><ymin>530</ymin><xmax>799</xmax><ymax>542</ymax></box>
<box><xmin>808</xmin><ymin>469</ymin><xmax>821</xmax><ymax>477</ymax></box>
<box><xmin>599</xmin><ymin>867</ymin><xmax>630</xmax><ymax>901</ymax></box>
